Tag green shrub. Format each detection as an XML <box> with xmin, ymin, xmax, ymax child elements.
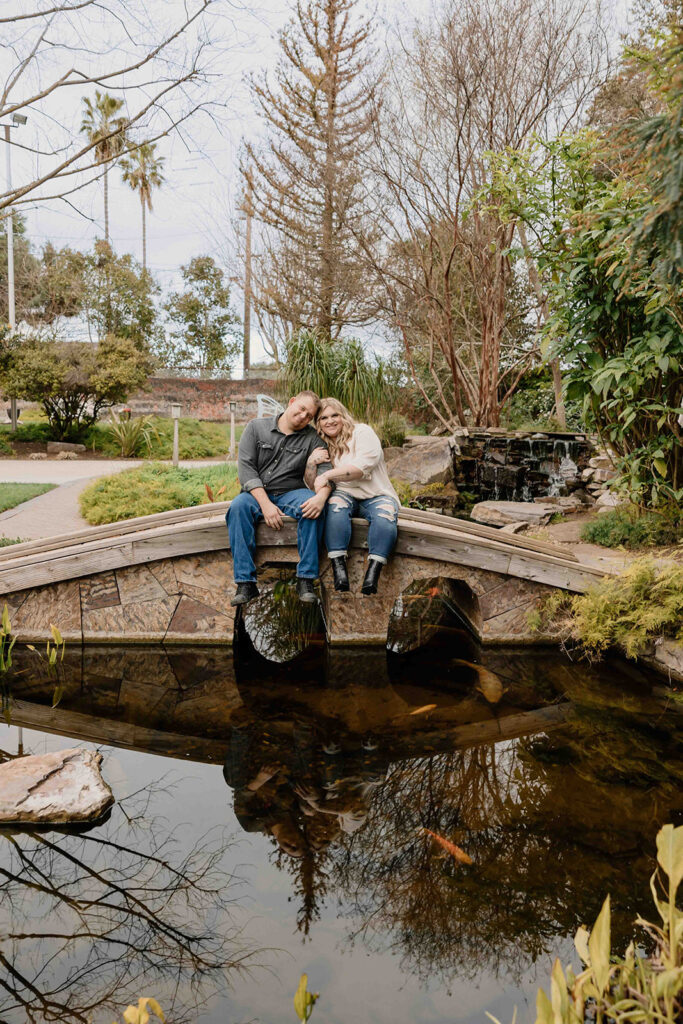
<box><xmin>0</xmin><ymin>422</ymin><xmax>52</xmax><ymax>443</ymax></box>
<box><xmin>79</xmin><ymin>462</ymin><xmax>240</xmax><ymax>524</ymax></box>
<box><xmin>0</xmin><ymin>434</ymin><xmax>11</xmax><ymax>455</ymax></box>
<box><xmin>532</xmin><ymin>559</ymin><xmax>683</xmax><ymax>660</ymax></box>
<box><xmin>85</xmin><ymin>417</ymin><xmax>243</xmax><ymax>459</ymax></box>
<box><xmin>582</xmin><ymin>504</ymin><xmax>683</xmax><ymax>548</ymax></box>
<box><xmin>106</xmin><ymin>412</ymin><xmax>158</xmax><ymax>457</ymax></box>
<box><xmin>372</xmin><ymin>412</ymin><xmax>407</xmax><ymax>448</ymax></box>
<box><xmin>0</xmin><ymin>537</ymin><xmax>24</xmax><ymax>548</ymax></box>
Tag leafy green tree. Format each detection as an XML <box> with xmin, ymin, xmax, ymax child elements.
<box><xmin>120</xmin><ymin>143</ymin><xmax>165</xmax><ymax>271</ymax></box>
<box><xmin>0</xmin><ymin>334</ymin><xmax>155</xmax><ymax>439</ymax></box>
<box><xmin>80</xmin><ymin>91</ymin><xmax>128</xmax><ymax>244</ymax></box>
<box><xmin>160</xmin><ymin>256</ymin><xmax>241</xmax><ymax>371</ymax></box>
<box><xmin>38</xmin><ymin>244</ymin><xmax>87</xmax><ymax>323</ymax></box>
<box><xmin>83</xmin><ymin>241</ymin><xmax>161</xmax><ymax>348</ymax></box>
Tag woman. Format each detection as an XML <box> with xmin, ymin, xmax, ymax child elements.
<box><xmin>307</xmin><ymin>398</ymin><xmax>400</xmax><ymax>595</ymax></box>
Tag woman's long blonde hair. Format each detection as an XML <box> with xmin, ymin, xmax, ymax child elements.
<box><xmin>316</xmin><ymin>397</ymin><xmax>356</xmax><ymax>463</ymax></box>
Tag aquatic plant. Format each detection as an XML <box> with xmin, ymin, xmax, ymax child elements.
<box><xmin>26</xmin><ymin>622</ymin><xmax>67</xmax><ymax>707</ymax></box>
<box><xmin>294</xmin><ymin>974</ymin><xmax>319</xmax><ymax>1022</ymax></box>
<box><xmin>529</xmin><ymin>822</ymin><xmax>683</xmax><ymax>1024</ymax></box>
<box><xmin>529</xmin><ymin>560</ymin><xmax>683</xmax><ymax>660</ymax></box>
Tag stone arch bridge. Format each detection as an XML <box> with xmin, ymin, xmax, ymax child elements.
<box><xmin>0</xmin><ymin>503</ymin><xmax>608</xmax><ymax>647</ymax></box>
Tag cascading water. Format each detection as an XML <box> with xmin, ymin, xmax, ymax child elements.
<box><xmin>459</xmin><ymin>433</ymin><xmax>589</xmax><ymax>502</ymax></box>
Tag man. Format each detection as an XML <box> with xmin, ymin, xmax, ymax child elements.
<box><xmin>227</xmin><ymin>390</ymin><xmax>332</xmax><ymax>606</ymax></box>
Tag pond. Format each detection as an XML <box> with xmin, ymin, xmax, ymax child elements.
<box><xmin>1</xmin><ymin>616</ymin><xmax>682</xmax><ymax>1024</ymax></box>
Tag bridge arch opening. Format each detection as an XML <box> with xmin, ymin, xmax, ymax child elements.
<box><xmin>387</xmin><ymin>576</ymin><xmax>482</xmax><ymax>656</ymax></box>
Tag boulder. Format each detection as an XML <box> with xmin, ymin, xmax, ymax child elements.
<box><xmin>0</xmin><ymin>748</ymin><xmax>114</xmax><ymax>824</ymax></box>
<box><xmin>56</xmin><ymin>451</ymin><xmax>79</xmax><ymax>460</ymax></box>
<box><xmin>471</xmin><ymin>500</ymin><xmax>557</xmax><ymax>527</ymax></box>
<box><xmin>388</xmin><ymin>437</ymin><xmax>454</xmax><ymax>486</ymax></box>
<box><xmin>588</xmin><ymin>455</ymin><xmax>614</xmax><ymax>471</ymax></box>
<box><xmin>592</xmin><ymin>468</ymin><xmax>616</xmax><ymax>484</ymax></box>
<box><xmin>595</xmin><ymin>491</ymin><xmax>621</xmax><ymax>508</ymax></box>
<box><xmin>28</xmin><ymin>452</ymin><xmax>48</xmax><ymax>460</ymax></box>
<box><xmin>47</xmin><ymin>441</ymin><xmax>86</xmax><ymax>454</ymax></box>
<box><xmin>501</xmin><ymin>521</ymin><xmax>531</xmax><ymax>534</ymax></box>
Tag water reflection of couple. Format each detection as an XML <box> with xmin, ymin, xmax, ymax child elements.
<box><xmin>222</xmin><ymin>710</ymin><xmax>384</xmax><ymax>858</ymax></box>
<box><xmin>226</xmin><ymin>392</ymin><xmax>400</xmax><ymax>606</ymax></box>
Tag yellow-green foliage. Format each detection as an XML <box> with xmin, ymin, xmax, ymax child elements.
<box><xmin>79</xmin><ymin>463</ymin><xmax>240</xmax><ymax>524</ymax></box>
<box><xmin>533</xmin><ymin>560</ymin><xmax>683</xmax><ymax>660</ymax></box>
<box><xmin>391</xmin><ymin>478</ymin><xmax>414</xmax><ymax>506</ymax></box>
<box><xmin>532</xmin><ymin>823</ymin><xmax>683</xmax><ymax>1024</ymax></box>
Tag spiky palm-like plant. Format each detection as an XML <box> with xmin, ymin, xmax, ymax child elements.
<box><xmin>120</xmin><ymin>143</ymin><xmax>165</xmax><ymax>271</ymax></box>
<box><xmin>80</xmin><ymin>91</ymin><xmax>128</xmax><ymax>244</ymax></box>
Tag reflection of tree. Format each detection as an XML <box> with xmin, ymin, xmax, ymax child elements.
<box><xmin>241</xmin><ymin>575</ymin><xmax>325</xmax><ymax>663</ymax></box>
<box><xmin>0</xmin><ymin>782</ymin><xmax>256</xmax><ymax>1024</ymax></box>
<box><xmin>329</xmin><ymin>691</ymin><xmax>683</xmax><ymax>987</ymax></box>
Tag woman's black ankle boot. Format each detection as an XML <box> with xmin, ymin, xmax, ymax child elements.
<box><xmin>361</xmin><ymin>559</ymin><xmax>383</xmax><ymax>595</ymax></box>
<box><xmin>330</xmin><ymin>556</ymin><xmax>349</xmax><ymax>592</ymax></box>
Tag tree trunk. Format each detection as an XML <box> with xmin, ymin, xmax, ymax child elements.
<box><xmin>104</xmin><ymin>166</ymin><xmax>109</xmax><ymax>244</ymax></box>
<box><xmin>141</xmin><ymin>197</ymin><xmax>147</xmax><ymax>272</ymax></box>
<box><xmin>319</xmin><ymin>1</ymin><xmax>338</xmax><ymax>338</ymax></box>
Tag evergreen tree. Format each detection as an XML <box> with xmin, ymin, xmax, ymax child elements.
<box><xmin>161</xmin><ymin>256</ymin><xmax>241</xmax><ymax>370</ymax></box>
<box><xmin>245</xmin><ymin>0</ymin><xmax>378</xmax><ymax>342</ymax></box>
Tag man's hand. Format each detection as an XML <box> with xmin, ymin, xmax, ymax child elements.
<box><xmin>301</xmin><ymin>493</ymin><xmax>327</xmax><ymax>519</ymax></box>
<box><xmin>313</xmin><ymin>472</ymin><xmax>331</xmax><ymax>493</ymax></box>
<box><xmin>261</xmin><ymin>500</ymin><xmax>285</xmax><ymax>530</ymax></box>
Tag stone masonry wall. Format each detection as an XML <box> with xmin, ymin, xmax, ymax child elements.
<box><xmin>124</xmin><ymin>376</ymin><xmax>277</xmax><ymax>421</ymax></box>
<box><xmin>3</xmin><ymin>547</ymin><xmax>559</xmax><ymax>647</ymax></box>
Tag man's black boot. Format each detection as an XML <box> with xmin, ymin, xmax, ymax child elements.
<box><xmin>296</xmin><ymin>578</ymin><xmax>318</xmax><ymax>604</ymax></box>
<box><xmin>361</xmin><ymin>559</ymin><xmax>383</xmax><ymax>596</ymax></box>
<box><xmin>231</xmin><ymin>581</ymin><xmax>259</xmax><ymax>606</ymax></box>
<box><xmin>330</xmin><ymin>556</ymin><xmax>349</xmax><ymax>592</ymax></box>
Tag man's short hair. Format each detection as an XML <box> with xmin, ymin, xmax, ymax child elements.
<box><xmin>293</xmin><ymin>389</ymin><xmax>321</xmax><ymax>413</ymax></box>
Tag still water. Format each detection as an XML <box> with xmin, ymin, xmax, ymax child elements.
<box><xmin>1</xmin><ymin>614</ymin><xmax>682</xmax><ymax>1023</ymax></box>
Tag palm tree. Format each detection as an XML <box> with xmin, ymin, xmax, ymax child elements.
<box><xmin>80</xmin><ymin>91</ymin><xmax>128</xmax><ymax>244</ymax></box>
<box><xmin>120</xmin><ymin>143</ymin><xmax>165</xmax><ymax>271</ymax></box>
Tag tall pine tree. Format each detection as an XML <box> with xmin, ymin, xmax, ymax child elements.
<box><xmin>245</xmin><ymin>0</ymin><xmax>378</xmax><ymax>344</ymax></box>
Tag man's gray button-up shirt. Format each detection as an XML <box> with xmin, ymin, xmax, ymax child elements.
<box><xmin>237</xmin><ymin>414</ymin><xmax>330</xmax><ymax>495</ymax></box>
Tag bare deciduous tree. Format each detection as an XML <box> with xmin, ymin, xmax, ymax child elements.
<box><xmin>0</xmin><ymin>0</ymin><xmax>224</xmax><ymax>216</ymax></box>
<box><xmin>363</xmin><ymin>0</ymin><xmax>609</xmax><ymax>428</ymax></box>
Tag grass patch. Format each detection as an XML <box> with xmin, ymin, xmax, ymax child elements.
<box><xmin>0</xmin><ymin>537</ymin><xmax>25</xmax><ymax>547</ymax></box>
<box><xmin>0</xmin><ymin>483</ymin><xmax>56</xmax><ymax>514</ymax></box>
<box><xmin>79</xmin><ymin>462</ymin><xmax>241</xmax><ymax>524</ymax></box>
<box><xmin>582</xmin><ymin>503</ymin><xmax>683</xmax><ymax>548</ymax></box>
<box><xmin>84</xmin><ymin>417</ymin><xmax>244</xmax><ymax>459</ymax></box>
<box><xmin>530</xmin><ymin>559</ymin><xmax>683</xmax><ymax>660</ymax></box>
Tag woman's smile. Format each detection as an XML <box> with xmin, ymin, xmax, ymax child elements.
<box><xmin>319</xmin><ymin>412</ymin><xmax>343</xmax><ymax>437</ymax></box>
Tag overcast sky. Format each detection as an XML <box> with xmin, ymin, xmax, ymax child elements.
<box><xmin>6</xmin><ymin>0</ymin><xmax>633</xmax><ymax>368</ymax></box>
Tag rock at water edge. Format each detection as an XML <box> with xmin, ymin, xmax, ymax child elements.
<box><xmin>471</xmin><ymin>500</ymin><xmax>557</xmax><ymax>527</ymax></box>
<box><xmin>0</xmin><ymin>748</ymin><xmax>114</xmax><ymax>824</ymax></box>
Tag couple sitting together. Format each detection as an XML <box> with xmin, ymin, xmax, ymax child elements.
<box><xmin>226</xmin><ymin>389</ymin><xmax>400</xmax><ymax>605</ymax></box>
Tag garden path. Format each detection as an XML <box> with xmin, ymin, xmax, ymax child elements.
<box><xmin>0</xmin><ymin>459</ymin><xmax>233</xmax><ymax>541</ymax></box>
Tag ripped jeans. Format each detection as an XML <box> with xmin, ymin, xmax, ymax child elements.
<box><xmin>324</xmin><ymin>492</ymin><xmax>400</xmax><ymax>564</ymax></box>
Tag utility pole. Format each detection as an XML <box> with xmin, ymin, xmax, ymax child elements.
<box><xmin>242</xmin><ymin>176</ymin><xmax>252</xmax><ymax>378</ymax></box>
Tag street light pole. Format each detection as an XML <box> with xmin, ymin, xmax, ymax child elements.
<box><xmin>3</xmin><ymin>114</ymin><xmax>27</xmax><ymax>433</ymax></box>
<box><xmin>4</xmin><ymin>124</ymin><xmax>17</xmax><ymax>432</ymax></box>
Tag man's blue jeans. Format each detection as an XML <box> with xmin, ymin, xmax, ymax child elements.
<box><xmin>227</xmin><ymin>488</ymin><xmax>324</xmax><ymax>583</ymax></box>
<box><xmin>324</xmin><ymin>492</ymin><xmax>400</xmax><ymax>564</ymax></box>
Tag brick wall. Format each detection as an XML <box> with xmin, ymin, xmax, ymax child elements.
<box><xmin>124</xmin><ymin>376</ymin><xmax>277</xmax><ymax>422</ymax></box>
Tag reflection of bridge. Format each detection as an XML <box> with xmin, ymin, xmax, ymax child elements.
<box><xmin>0</xmin><ymin>502</ymin><xmax>609</xmax><ymax>646</ymax></box>
<box><xmin>5</xmin><ymin>643</ymin><xmax>573</xmax><ymax>765</ymax></box>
